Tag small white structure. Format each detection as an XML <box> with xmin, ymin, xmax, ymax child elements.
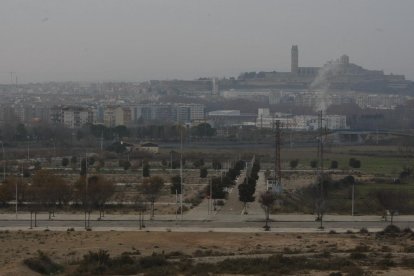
<box><xmin>266</xmin><ymin>178</ymin><xmax>282</xmax><ymax>194</ymax></box>
<box><xmin>139</xmin><ymin>142</ymin><xmax>159</xmax><ymax>154</ymax></box>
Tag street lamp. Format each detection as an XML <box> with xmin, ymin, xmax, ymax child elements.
<box><xmin>180</xmin><ymin>125</ymin><xmax>184</xmax><ymax>220</ymax></box>
<box><xmin>351</xmin><ymin>181</ymin><xmax>355</xmax><ymax>216</ymax></box>
<box><xmin>0</xmin><ymin>141</ymin><xmax>5</xmax><ymax>182</ymax></box>
<box><xmin>27</xmin><ymin>136</ymin><xmax>30</xmax><ymax>161</ymax></box>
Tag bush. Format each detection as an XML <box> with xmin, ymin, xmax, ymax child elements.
<box><xmin>200</xmin><ymin>167</ymin><xmax>208</xmax><ymax>178</ymax></box>
<box><xmin>290</xmin><ymin>159</ymin><xmax>299</xmax><ymax>169</ymax></box>
<box><xmin>193</xmin><ymin>158</ymin><xmax>205</xmax><ymax>168</ymax></box>
<box><xmin>383</xmin><ymin>224</ymin><xmax>401</xmax><ymax>234</ymax></box>
<box><xmin>61</xmin><ymin>157</ymin><xmax>69</xmax><ymax>167</ymax></box>
<box><xmin>24</xmin><ymin>251</ymin><xmax>63</xmax><ymax>275</ymax></box>
<box><xmin>139</xmin><ymin>254</ymin><xmax>168</xmax><ymax>269</ymax></box>
<box><xmin>350</xmin><ymin>252</ymin><xmax>367</xmax><ymax>260</ymax></box>
<box><xmin>310</xmin><ymin>160</ymin><xmax>318</xmax><ymax>168</ymax></box>
<box><xmin>330</xmin><ymin>160</ymin><xmax>338</xmax><ymax>169</ymax></box>
<box><xmin>349</xmin><ymin>158</ymin><xmax>361</xmax><ymax>169</ymax></box>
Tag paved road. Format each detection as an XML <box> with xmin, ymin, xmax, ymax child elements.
<box><xmin>0</xmin><ymin>216</ymin><xmax>412</xmax><ymax>233</ymax></box>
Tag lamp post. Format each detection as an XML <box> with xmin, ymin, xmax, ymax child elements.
<box><xmin>180</xmin><ymin>125</ymin><xmax>183</xmax><ymax>220</ymax></box>
<box><xmin>0</xmin><ymin>141</ymin><xmax>5</xmax><ymax>182</ymax></box>
<box><xmin>27</xmin><ymin>136</ymin><xmax>30</xmax><ymax>161</ymax></box>
<box><xmin>351</xmin><ymin>182</ymin><xmax>355</xmax><ymax>216</ymax></box>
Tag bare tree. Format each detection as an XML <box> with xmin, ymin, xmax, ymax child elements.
<box><xmin>377</xmin><ymin>190</ymin><xmax>410</xmax><ymax>225</ymax></box>
<box><xmin>25</xmin><ymin>183</ymin><xmax>42</xmax><ymax>228</ymax></box>
<box><xmin>0</xmin><ymin>177</ymin><xmax>18</xmax><ymax>206</ymax></box>
<box><xmin>32</xmin><ymin>170</ymin><xmax>70</xmax><ymax>219</ymax></box>
<box><xmin>141</xmin><ymin>176</ymin><xmax>164</xmax><ymax>219</ymax></box>
<box><xmin>134</xmin><ymin>195</ymin><xmax>148</xmax><ymax>229</ymax></box>
<box><xmin>87</xmin><ymin>175</ymin><xmax>115</xmax><ymax>219</ymax></box>
<box><xmin>259</xmin><ymin>191</ymin><xmax>277</xmax><ymax>231</ymax></box>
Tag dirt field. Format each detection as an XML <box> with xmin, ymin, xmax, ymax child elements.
<box><xmin>2</xmin><ymin>230</ymin><xmax>414</xmax><ymax>275</ymax></box>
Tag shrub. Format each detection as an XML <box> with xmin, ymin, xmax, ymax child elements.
<box><xmin>330</xmin><ymin>160</ymin><xmax>338</xmax><ymax>169</ymax></box>
<box><xmin>290</xmin><ymin>159</ymin><xmax>299</xmax><ymax>169</ymax></box>
<box><xmin>383</xmin><ymin>224</ymin><xmax>401</xmax><ymax>234</ymax></box>
<box><xmin>139</xmin><ymin>254</ymin><xmax>168</xmax><ymax>269</ymax></box>
<box><xmin>310</xmin><ymin>160</ymin><xmax>318</xmax><ymax>168</ymax></box>
<box><xmin>24</xmin><ymin>251</ymin><xmax>63</xmax><ymax>275</ymax></box>
<box><xmin>349</xmin><ymin>158</ymin><xmax>361</xmax><ymax>169</ymax></box>
<box><xmin>350</xmin><ymin>252</ymin><xmax>367</xmax><ymax>260</ymax></box>
<box><xmin>61</xmin><ymin>157</ymin><xmax>69</xmax><ymax>167</ymax></box>
<box><xmin>200</xmin><ymin>167</ymin><xmax>208</xmax><ymax>178</ymax></box>
<box><xmin>377</xmin><ymin>258</ymin><xmax>395</xmax><ymax>268</ymax></box>
<box><xmin>403</xmin><ymin>227</ymin><xmax>413</xmax><ymax>234</ymax></box>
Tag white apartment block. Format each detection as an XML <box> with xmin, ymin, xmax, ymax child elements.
<box><xmin>62</xmin><ymin>106</ymin><xmax>95</xmax><ymax>128</ymax></box>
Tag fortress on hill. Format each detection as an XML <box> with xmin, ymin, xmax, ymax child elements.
<box><xmin>236</xmin><ymin>45</ymin><xmax>410</xmax><ymax>91</ymax></box>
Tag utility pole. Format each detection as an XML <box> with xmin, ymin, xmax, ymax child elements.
<box><xmin>351</xmin><ymin>182</ymin><xmax>355</xmax><ymax>216</ymax></box>
<box><xmin>0</xmin><ymin>141</ymin><xmax>5</xmax><ymax>182</ymax></box>
<box><xmin>274</xmin><ymin>120</ymin><xmax>282</xmax><ymax>191</ymax></box>
<box><xmin>100</xmin><ymin>131</ymin><xmax>104</xmax><ymax>152</ymax></box>
<box><xmin>180</xmin><ymin>126</ymin><xmax>184</xmax><ymax>220</ymax></box>
<box><xmin>27</xmin><ymin>136</ymin><xmax>30</xmax><ymax>161</ymax></box>
<box><xmin>17</xmin><ymin>163</ymin><xmax>22</xmax><ymax>219</ymax></box>
<box><xmin>316</xmin><ymin>110</ymin><xmax>325</xmax><ymax>227</ymax></box>
<box><xmin>9</xmin><ymin>72</ymin><xmax>14</xmax><ymax>84</ymax></box>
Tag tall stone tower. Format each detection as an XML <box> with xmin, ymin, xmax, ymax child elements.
<box><xmin>291</xmin><ymin>45</ymin><xmax>299</xmax><ymax>74</ymax></box>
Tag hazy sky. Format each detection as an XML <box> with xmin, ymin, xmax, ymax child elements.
<box><xmin>1</xmin><ymin>0</ymin><xmax>413</xmax><ymax>83</ymax></box>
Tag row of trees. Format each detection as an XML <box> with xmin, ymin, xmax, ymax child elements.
<box><xmin>207</xmin><ymin>160</ymin><xmax>246</xmax><ymax>201</ymax></box>
<box><xmin>289</xmin><ymin>158</ymin><xmax>361</xmax><ymax>169</ymax></box>
<box><xmin>0</xmin><ymin>170</ymin><xmax>116</xmax><ymax>227</ymax></box>
<box><xmin>238</xmin><ymin>159</ymin><xmax>260</xmax><ymax>214</ymax></box>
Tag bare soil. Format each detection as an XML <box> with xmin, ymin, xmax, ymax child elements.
<box><xmin>1</xmin><ymin>230</ymin><xmax>414</xmax><ymax>275</ymax></box>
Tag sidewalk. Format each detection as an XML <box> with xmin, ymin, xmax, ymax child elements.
<box><xmin>1</xmin><ymin>212</ymin><xmax>413</xmax><ymax>223</ymax></box>
<box><xmin>0</xmin><ymin>225</ymin><xmax>387</xmax><ymax>233</ymax></box>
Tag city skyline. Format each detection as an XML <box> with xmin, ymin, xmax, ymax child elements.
<box><xmin>1</xmin><ymin>0</ymin><xmax>414</xmax><ymax>83</ymax></box>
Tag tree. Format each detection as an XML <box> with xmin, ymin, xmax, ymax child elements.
<box><xmin>170</xmin><ymin>175</ymin><xmax>181</xmax><ymax>194</ymax></box>
<box><xmin>193</xmin><ymin>158</ymin><xmax>205</xmax><ymax>168</ymax></box>
<box><xmin>310</xmin><ymin>160</ymin><xmax>318</xmax><ymax>169</ymax></box>
<box><xmin>212</xmin><ymin>159</ymin><xmax>222</xmax><ymax>170</ymax></box>
<box><xmin>143</xmin><ymin>163</ymin><xmax>150</xmax><ymax>177</ymax></box>
<box><xmin>330</xmin><ymin>160</ymin><xmax>338</xmax><ymax>169</ymax></box>
<box><xmin>87</xmin><ymin>175</ymin><xmax>115</xmax><ymax>219</ymax></box>
<box><xmin>15</xmin><ymin>124</ymin><xmax>28</xmax><ymax>141</ymax></box>
<box><xmin>134</xmin><ymin>195</ymin><xmax>147</xmax><ymax>229</ymax></box>
<box><xmin>113</xmin><ymin>125</ymin><xmax>129</xmax><ymax>138</ymax></box>
<box><xmin>200</xmin><ymin>167</ymin><xmax>208</xmax><ymax>178</ymax></box>
<box><xmin>119</xmin><ymin>160</ymin><xmax>131</xmax><ymax>170</ymax></box>
<box><xmin>290</xmin><ymin>159</ymin><xmax>299</xmax><ymax>169</ymax></box>
<box><xmin>349</xmin><ymin>158</ymin><xmax>361</xmax><ymax>169</ymax></box>
<box><xmin>80</xmin><ymin>158</ymin><xmax>87</xmax><ymax>176</ymax></box>
<box><xmin>73</xmin><ymin>176</ymin><xmax>92</xmax><ymax>229</ymax></box>
<box><xmin>25</xmin><ymin>182</ymin><xmax>42</xmax><ymax>228</ymax></box>
<box><xmin>238</xmin><ymin>179</ymin><xmax>255</xmax><ymax>215</ymax></box>
<box><xmin>377</xmin><ymin>190</ymin><xmax>410</xmax><ymax>225</ymax></box>
<box><xmin>259</xmin><ymin>191</ymin><xmax>276</xmax><ymax>231</ymax></box>
<box><xmin>191</xmin><ymin>123</ymin><xmax>216</xmax><ymax>137</ymax></box>
<box><xmin>0</xmin><ymin>177</ymin><xmax>18</xmax><ymax>206</ymax></box>
<box><xmin>61</xmin><ymin>158</ymin><xmax>69</xmax><ymax>167</ymax></box>
<box><xmin>32</xmin><ymin>170</ymin><xmax>71</xmax><ymax>220</ymax></box>
<box><xmin>210</xmin><ymin>177</ymin><xmax>227</xmax><ymax>200</ymax></box>
<box><xmin>70</xmin><ymin>156</ymin><xmax>77</xmax><ymax>169</ymax></box>
<box><xmin>141</xmin><ymin>176</ymin><xmax>164</xmax><ymax>219</ymax></box>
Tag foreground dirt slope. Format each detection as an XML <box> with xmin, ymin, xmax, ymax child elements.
<box><xmin>1</xmin><ymin>230</ymin><xmax>414</xmax><ymax>275</ymax></box>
